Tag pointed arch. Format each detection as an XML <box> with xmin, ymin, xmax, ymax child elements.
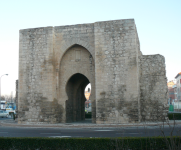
<box><xmin>58</xmin><ymin>43</ymin><xmax>96</xmax><ymax>123</ymax></box>
<box><xmin>57</xmin><ymin>39</ymin><xmax>94</xmax><ymax>70</ymax></box>
<box><xmin>65</xmin><ymin>73</ymin><xmax>90</xmax><ymax>122</ymax></box>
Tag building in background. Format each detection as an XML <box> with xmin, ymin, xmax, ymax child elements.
<box><xmin>167</xmin><ymin>81</ymin><xmax>176</xmax><ymax>104</ymax></box>
<box><xmin>174</xmin><ymin>72</ymin><xmax>181</xmax><ymax>111</ymax></box>
<box><xmin>175</xmin><ymin>73</ymin><xmax>181</xmax><ymax>102</ymax></box>
<box><xmin>173</xmin><ymin>84</ymin><xmax>177</xmax><ymax>102</ymax></box>
<box><xmin>85</xmin><ymin>88</ymin><xmax>91</xmax><ymax>101</ymax></box>
<box><xmin>167</xmin><ymin>81</ymin><xmax>175</xmax><ymax>89</ymax></box>
<box><xmin>85</xmin><ymin>88</ymin><xmax>91</xmax><ymax>113</ymax></box>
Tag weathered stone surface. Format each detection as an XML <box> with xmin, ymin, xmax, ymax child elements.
<box><xmin>139</xmin><ymin>55</ymin><xmax>168</xmax><ymax>122</ymax></box>
<box><xmin>18</xmin><ymin>19</ymin><xmax>168</xmax><ymax>124</ymax></box>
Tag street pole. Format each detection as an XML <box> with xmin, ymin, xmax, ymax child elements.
<box><xmin>0</xmin><ymin>74</ymin><xmax>8</xmax><ymax>102</ymax></box>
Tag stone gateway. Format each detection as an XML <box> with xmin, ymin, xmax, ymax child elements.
<box><xmin>18</xmin><ymin>19</ymin><xmax>168</xmax><ymax>124</ymax></box>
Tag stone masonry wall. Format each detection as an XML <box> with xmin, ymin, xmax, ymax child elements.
<box><xmin>53</xmin><ymin>24</ymin><xmax>96</xmax><ymax>123</ymax></box>
<box><xmin>140</xmin><ymin>55</ymin><xmax>168</xmax><ymax>121</ymax></box>
<box><xmin>19</xmin><ymin>24</ymin><xmax>96</xmax><ymax>124</ymax></box>
<box><xmin>95</xmin><ymin>19</ymin><xmax>140</xmax><ymax>123</ymax></box>
<box><xmin>18</xmin><ymin>19</ymin><xmax>168</xmax><ymax>124</ymax></box>
<box><xmin>18</xmin><ymin>27</ymin><xmax>59</xmax><ymax>123</ymax></box>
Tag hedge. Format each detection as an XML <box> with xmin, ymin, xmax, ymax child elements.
<box><xmin>0</xmin><ymin>137</ymin><xmax>180</xmax><ymax>150</ymax></box>
<box><xmin>168</xmin><ymin>113</ymin><xmax>181</xmax><ymax>120</ymax></box>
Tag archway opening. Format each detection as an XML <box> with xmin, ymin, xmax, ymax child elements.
<box><xmin>85</xmin><ymin>83</ymin><xmax>92</xmax><ymax>117</ymax></box>
<box><xmin>66</xmin><ymin>73</ymin><xmax>90</xmax><ymax>123</ymax></box>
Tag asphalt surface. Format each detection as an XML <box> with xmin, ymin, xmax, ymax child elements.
<box><xmin>0</xmin><ymin>116</ymin><xmax>12</xmax><ymax>120</ymax></box>
<box><xmin>0</xmin><ymin>118</ymin><xmax>181</xmax><ymax>138</ymax></box>
<box><xmin>0</xmin><ymin>125</ymin><xmax>181</xmax><ymax>138</ymax></box>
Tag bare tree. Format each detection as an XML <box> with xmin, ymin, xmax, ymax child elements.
<box><xmin>0</xmin><ymin>95</ymin><xmax>5</xmax><ymax>100</ymax></box>
<box><xmin>0</xmin><ymin>95</ymin><xmax>15</xmax><ymax>103</ymax></box>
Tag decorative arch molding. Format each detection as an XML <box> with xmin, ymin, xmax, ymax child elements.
<box><xmin>64</xmin><ymin>72</ymin><xmax>91</xmax><ymax>90</ymax></box>
<box><xmin>58</xmin><ymin>71</ymin><xmax>94</xmax><ymax>109</ymax></box>
<box><xmin>58</xmin><ymin>38</ymin><xmax>94</xmax><ymax>68</ymax></box>
<box><xmin>57</xmin><ymin>43</ymin><xmax>95</xmax><ymax>113</ymax></box>
<box><xmin>59</xmin><ymin>70</ymin><xmax>93</xmax><ymax>97</ymax></box>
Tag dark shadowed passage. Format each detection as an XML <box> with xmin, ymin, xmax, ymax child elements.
<box><xmin>66</xmin><ymin>73</ymin><xmax>90</xmax><ymax>123</ymax></box>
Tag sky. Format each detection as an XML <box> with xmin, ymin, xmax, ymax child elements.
<box><xmin>0</xmin><ymin>0</ymin><xmax>180</xmax><ymax>96</ymax></box>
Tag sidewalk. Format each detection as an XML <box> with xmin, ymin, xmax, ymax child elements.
<box><xmin>1</xmin><ymin>119</ymin><xmax>181</xmax><ymax>129</ymax></box>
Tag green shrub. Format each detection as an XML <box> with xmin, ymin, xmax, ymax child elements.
<box><xmin>0</xmin><ymin>137</ymin><xmax>180</xmax><ymax>150</ymax></box>
<box><xmin>168</xmin><ymin>113</ymin><xmax>181</xmax><ymax>120</ymax></box>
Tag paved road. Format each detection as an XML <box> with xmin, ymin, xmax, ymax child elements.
<box><xmin>1</xmin><ymin>118</ymin><xmax>181</xmax><ymax>138</ymax></box>
<box><xmin>0</xmin><ymin>125</ymin><xmax>181</xmax><ymax>138</ymax></box>
<box><xmin>0</xmin><ymin>115</ymin><xmax>12</xmax><ymax>120</ymax></box>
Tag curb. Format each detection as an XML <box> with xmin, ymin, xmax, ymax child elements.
<box><xmin>1</xmin><ymin>120</ymin><xmax>181</xmax><ymax>129</ymax></box>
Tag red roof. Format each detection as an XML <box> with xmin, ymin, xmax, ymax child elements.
<box><xmin>175</xmin><ymin>72</ymin><xmax>181</xmax><ymax>78</ymax></box>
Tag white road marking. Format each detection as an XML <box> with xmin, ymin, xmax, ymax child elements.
<box><xmin>116</xmin><ymin>132</ymin><xmax>142</xmax><ymax>134</ymax></box>
<box><xmin>40</xmin><ymin>133</ymin><xmax>61</xmax><ymax>134</ymax></box>
<box><xmin>49</xmin><ymin>136</ymin><xmax>71</xmax><ymax>138</ymax></box>
<box><xmin>94</xmin><ymin>130</ymin><xmax>113</xmax><ymax>131</ymax></box>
